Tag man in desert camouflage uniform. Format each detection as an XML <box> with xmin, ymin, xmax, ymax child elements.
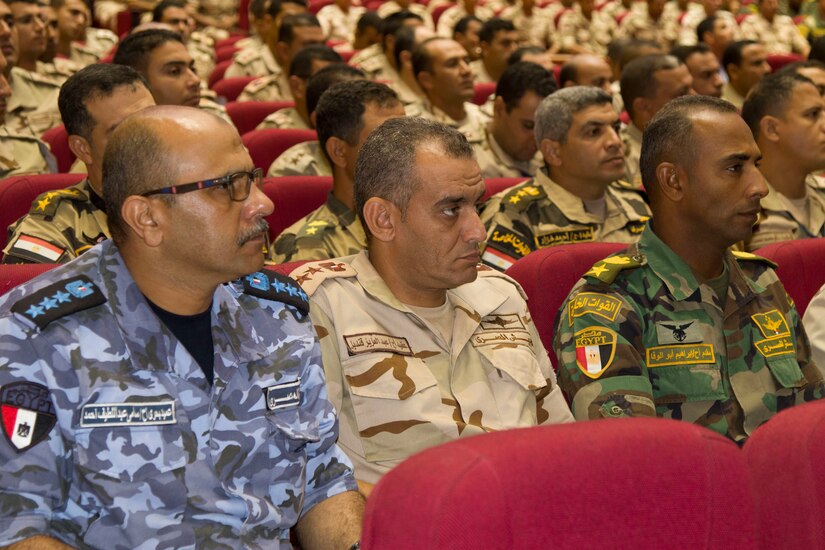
<box><xmin>152</xmin><ymin>0</ymin><xmax>216</xmax><ymax>82</ymax></box>
<box><xmin>0</xmin><ymin>104</ymin><xmax>364</xmax><ymax>549</ymax></box>
<box><xmin>556</xmin><ymin>0</ymin><xmax>617</xmax><ymax>56</ymax></box>
<box><xmin>290</xmin><ymin>117</ymin><xmax>573</xmax><ymax>494</ymax></box>
<box><xmin>3</xmin><ymin>65</ymin><xmax>155</xmax><ymax>263</ymax></box>
<box><xmin>740</xmin><ymin>0</ymin><xmax>809</xmax><ymax>56</ymax></box>
<box><xmin>271</xmin><ymin>80</ymin><xmax>404</xmax><ymax>262</ymax></box>
<box><xmin>740</xmin><ymin>71</ymin><xmax>825</xmax><ymax>250</ymax></box>
<box><xmin>555</xmin><ymin>95</ymin><xmax>824</xmax><ymax>443</ymax></box>
<box><xmin>479</xmin><ymin>86</ymin><xmax>651</xmax><ymax>271</ymax></box>
<box><xmin>467</xmin><ymin>61</ymin><xmax>555</xmax><ymax>179</ymax></box>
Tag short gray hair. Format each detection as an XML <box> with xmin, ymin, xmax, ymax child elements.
<box><xmin>534</xmin><ymin>86</ymin><xmax>613</xmax><ymax>145</ymax></box>
<box><xmin>354</xmin><ymin>117</ymin><xmax>474</xmax><ymax>238</ymax></box>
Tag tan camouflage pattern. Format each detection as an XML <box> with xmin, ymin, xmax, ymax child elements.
<box><xmin>499</xmin><ymin>4</ymin><xmax>553</xmax><ymax>47</ymax></box>
<box><xmin>225</xmin><ymin>46</ymin><xmax>281</xmax><ymax>79</ymax></box>
<box><xmin>740</xmin><ymin>13</ymin><xmax>809</xmax><ymax>54</ymax></box>
<box><xmin>237</xmin><ymin>72</ymin><xmax>293</xmax><ymax>102</ymax></box>
<box><xmin>349</xmin><ymin>43</ymin><xmax>383</xmax><ymax>71</ymax></box>
<box><xmin>0</xmin><ymin>126</ymin><xmax>55</xmax><ymax>178</ymax></box>
<box><xmin>744</xmin><ymin>177</ymin><xmax>825</xmax><ymax>251</ymax></box>
<box><xmin>188</xmin><ymin>35</ymin><xmax>217</xmax><ymax>81</ymax></box>
<box><xmin>271</xmin><ymin>193</ymin><xmax>366</xmax><ymax>262</ymax></box>
<box><xmin>616</xmin><ymin>2</ymin><xmax>678</xmax><ymax>48</ymax></box>
<box><xmin>621</xmin><ymin>122</ymin><xmax>643</xmax><ymax>188</ymax></box>
<box><xmin>556</xmin><ymin>7</ymin><xmax>616</xmax><ymax>55</ymax></box>
<box><xmin>677</xmin><ymin>7</ymin><xmax>740</xmax><ymax>45</ymax></box>
<box><xmin>291</xmin><ymin>251</ymin><xmax>574</xmax><ymax>484</ymax></box>
<box><xmin>479</xmin><ymin>168</ymin><xmax>651</xmax><ymax>269</ymax></box>
<box><xmin>465</xmin><ymin>122</ymin><xmax>542</xmax><ymax>178</ymax></box>
<box><xmin>234</xmin><ymin>34</ymin><xmax>264</xmax><ymax>53</ymax></box>
<box><xmin>189</xmin><ymin>0</ymin><xmax>236</xmax><ymax>18</ymax></box>
<box><xmin>199</xmin><ymin>94</ymin><xmax>233</xmax><ymax>124</ymax></box>
<box><xmin>7</xmin><ymin>67</ymin><xmax>62</xmax><ymax>137</ymax></box>
<box><xmin>93</xmin><ymin>0</ymin><xmax>126</xmax><ymax>30</ymax></box>
<box><xmin>267</xmin><ymin>140</ymin><xmax>333</xmax><ymax>177</ymax></box>
<box><xmin>35</xmin><ymin>58</ymin><xmax>81</xmax><ymax>84</ymax></box>
<box><xmin>376</xmin><ymin>1</ymin><xmax>435</xmax><ymax>29</ymax></box>
<box><xmin>555</xmin><ymin>223</ymin><xmax>825</xmax><ymax>443</ymax></box>
<box><xmin>68</xmin><ymin>42</ymin><xmax>101</xmax><ymax>67</ymax></box>
<box><xmin>317</xmin><ymin>4</ymin><xmax>365</xmax><ymax>44</ymax></box>
<box><xmin>257</xmin><ymin>106</ymin><xmax>310</xmax><ymax>130</ymax></box>
<box><xmin>405</xmin><ymin>99</ymin><xmax>492</xmax><ymax>139</ymax></box>
<box><xmin>3</xmin><ymin>179</ymin><xmax>108</xmax><ymax>264</ymax></box>
<box><xmin>436</xmin><ymin>5</ymin><xmax>494</xmax><ymax>37</ymax></box>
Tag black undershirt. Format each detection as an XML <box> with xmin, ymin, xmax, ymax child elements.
<box><xmin>147</xmin><ymin>299</ymin><xmax>215</xmax><ymax>385</ymax></box>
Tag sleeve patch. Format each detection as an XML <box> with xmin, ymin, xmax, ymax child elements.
<box><xmin>7</xmin><ymin>234</ymin><xmax>66</xmax><ymax>263</ymax></box>
<box><xmin>0</xmin><ymin>382</ymin><xmax>56</xmax><ymax>453</ymax></box>
<box><xmin>568</xmin><ymin>292</ymin><xmax>621</xmax><ymax>325</ymax></box>
<box><xmin>574</xmin><ymin>326</ymin><xmax>617</xmax><ymax>379</ymax></box>
<box><xmin>11</xmin><ymin>277</ymin><xmax>105</xmax><ymax>330</ymax></box>
<box><xmin>483</xmin><ymin>224</ymin><xmax>534</xmax><ymax>270</ymax></box>
<box><xmin>244</xmin><ymin>270</ymin><xmax>309</xmax><ymax>315</ymax></box>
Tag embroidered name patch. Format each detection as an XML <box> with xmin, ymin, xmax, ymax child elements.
<box><xmin>568</xmin><ymin>293</ymin><xmax>621</xmax><ymax>325</ymax></box>
<box><xmin>751</xmin><ymin>310</ymin><xmax>790</xmax><ymax>338</ymax></box>
<box><xmin>646</xmin><ymin>344</ymin><xmax>716</xmax><ymax>368</ymax></box>
<box><xmin>472</xmin><ymin>331</ymin><xmax>533</xmax><ymax>348</ymax></box>
<box><xmin>0</xmin><ymin>381</ymin><xmax>56</xmax><ymax>453</ymax></box>
<box><xmin>265</xmin><ymin>379</ymin><xmax>301</xmax><ymax>411</ymax></box>
<box><xmin>80</xmin><ymin>401</ymin><xmax>176</xmax><ymax>428</ymax></box>
<box><xmin>535</xmin><ymin>227</ymin><xmax>594</xmax><ymax>248</ymax></box>
<box><xmin>574</xmin><ymin>327</ymin><xmax>617</xmax><ymax>378</ymax></box>
<box><xmin>754</xmin><ymin>334</ymin><xmax>796</xmax><ymax>358</ymax></box>
<box><xmin>344</xmin><ymin>333</ymin><xmax>413</xmax><ymax>356</ymax></box>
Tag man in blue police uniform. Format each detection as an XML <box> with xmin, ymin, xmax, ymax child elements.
<box><xmin>0</xmin><ymin>105</ymin><xmax>364</xmax><ymax>549</ymax></box>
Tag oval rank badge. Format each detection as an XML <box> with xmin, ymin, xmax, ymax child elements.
<box><xmin>574</xmin><ymin>327</ymin><xmax>617</xmax><ymax>379</ymax></box>
<box><xmin>1</xmin><ymin>381</ymin><xmax>57</xmax><ymax>453</ymax></box>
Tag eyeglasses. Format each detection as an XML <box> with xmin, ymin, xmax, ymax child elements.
<box><xmin>141</xmin><ymin>168</ymin><xmax>264</xmax><ymax>202</ymax></box>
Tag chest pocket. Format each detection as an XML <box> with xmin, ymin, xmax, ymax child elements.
<box><xmin>645</xmin><ymin>343</ymin><xmax>727</xmax><ymax>404</ymax></box>
<box><xmin>341</xmin><ymin>352</ymin><xmax>444</xmax><ymax>462</ymax></box>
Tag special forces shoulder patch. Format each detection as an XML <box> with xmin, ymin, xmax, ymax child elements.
<box><xmin>0</xmin><ymin>381</ymin><xmax>56</xmax><ymax>452</ymax></box>
<box><xmin>568</xmin><ymin>292</ymin><xmax>622</xmax><ymax>325</ymax></box>
<box><xmin>244</xmin><ymin>269</ymin><xmax>309</xmax><ymax>315</ymax></box>
<box><xmin>11</xmin><ymin>277</ymin><xmax>105</xmax><ymax>330</ymax></box>
<box><xmin>574</xmin><ymin>326</ymin><xmax>617</xmax><ymax>379</ymax></box>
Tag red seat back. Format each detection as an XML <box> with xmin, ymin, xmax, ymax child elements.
<box><xmin>225</xmin><ymin>100</ymin><xmax>296</xmax><ymax>135</ymax></box>
<box><xmin>215</xmin><ymin>44</ymin><xmax>240</xmax><ymax>63</ymax></box>
<box><xmin>211</xmin><ymin>75</ymin><xmax>257</xmax><ymax>101</ymax></box>
<box><xmin>0</xmin><ymin>174</ymin><xmax>85</xmax><ymax>255</ymax></box>
<box><xmin>0</xmin><ymin>264</ymin><xmax>57</xmax><ymax>296</ymax></box>
<box><xmin>482</xmin><ymin>177</ymin><xmax>527</xmax><ymax>200</ymax></box>
<box><xmin>754</xmin><ymin>238</ymin><xmax>825</xmax><ymax>316</ymax></box>
<box><xmin>208</xmin><ymin>59</ymin><xmax>235</xmax><ymax>89</ymax></box>
<box><xmin>41</xmin><ymin>125</ymin><xmax>76</xmax><ymax>173</ymax></box>
<box><xmin>744</xmin><ymin>400</ymin><xmax>825</xmax><ymax>549</ymax></box>
<box><xmin>363</xmin><ymin>418</ymin><xmax>755</xmax><ymax>549</ymax></box>
<box><xmin>242</xmin><ymin>128</ymin><xmax>318</xmax><ymax>173</ymax></box>
<box><xmin>505</xmin><ymin>242</ymin><xmax>626</xmax><ymax>364</ymax></box>
<box><xmin>472</xmin><ymin>81</ymin><xmax>496</xmax><ymax>106</ymax></box>
<box><xmin>767</xmin><ymin>53</ymin><xmax>804</xmax><ymax>73</ymax></box>
<box><xmin>262</xmin><ymin>176</ymin><xmax>333</xmax><ymax>239</ymax></box>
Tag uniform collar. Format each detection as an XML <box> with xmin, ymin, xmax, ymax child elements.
<box><xmin>486</xmin><ymin>126</ymin><xmax>538</xmax><ymax>177</ymax></box>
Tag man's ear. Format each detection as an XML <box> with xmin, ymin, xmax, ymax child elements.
<box><xmin>288</xmin><ymin>74</ymin><xmax>305</xmax><ymax>99</ymax></box>
<box><xmin>493</xmin><ymin>95</ymin><xmax>506</xmax><ymax>117</ymax></box>
<box><xmin>759</xmin><ymin>115</ymin><xmax>781</xmax><ymax>143</ymax></box>
<box><xmin>68</xmin><ymin>135</ymin><xmax>92</xmax><ymax>165</ymax></box>
<box><xmin>325</xmin><ymin>136</ymin><xmax>348</xmax><ymax>169</ymax></box>
<box><xmin>539</xmin><ymin>138</ymin><xmax>562</xmax><ymax>167</ymax></box>
<box><xmin>120</xmin><ymin>196</ymin><xmax>165</xmax><ymax>247</ymax></box>
<box><xmin>655</xmin><ymin>161</ymin><xmax>685</xmax><ymax>202</ymax></box>
<box><xmin>362</xmin><ymin>197</ymin><xmax>397</xmax><ymax>242</ymax></box>
<box><xmin>417</xmin><ymin>70</ymin><xmax>433</xmax><ymax>92</ymax></box>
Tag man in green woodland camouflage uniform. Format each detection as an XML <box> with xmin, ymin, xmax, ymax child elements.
<box><xmin>555</xmin><ymin>95</ymin><xmax>825</xmax><ymax>444</ymax></box>
<box><xmin>3</xmin><ymin>64</ymin><xmax>155</xmax><ymax>263</ymax></box>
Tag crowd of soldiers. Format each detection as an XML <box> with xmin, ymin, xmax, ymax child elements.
<box><xmin>3</xmin><ymin>0</ymin><xmax>825</xmax><ymax>546</ymax></box>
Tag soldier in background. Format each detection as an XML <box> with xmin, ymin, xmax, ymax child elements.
<box><xmin>558</xmin><ymin>53</ymin><xmax>614</xmax><ymax>93</ymax></box>
<box><xmin>152</xmin><ymin>0</ymin><xmax>217</xmax><ymax>82</ymax></box>
<box><xmin>290</xmin><ymin>116</ymin><xmax>573</xmax><ymax>494</ymax></box>
<box><xmin>466</xmin><ymin>61</ymin><xmax>556</xmax><ymax>178</ymax></box>
<box><xmin>554</xmin><ymin>95</ymin><xmax>824</xmax><ymax>443</ymax></box>
<box><xmin>479</xmin><ymin>86</ymin><xmax>650</xmax><ymax>271</ymax></box>
<box><xmin>0</xmin><ymin>105</ymin><xmax>364</xmax><ymax>548</ymax></box>
<box><xmin>3</xmin><ymin>64</ymin><xmax>155</xmax><ymax>263</ymax></box>
<box><xmin>37</xmin><ymin>2</ymin><xmax>80</xmax><ymax>83</ymax></box>
<box><xmin>271</xmin><ymin>80</ymin><xmax>404</xmax><ymax>262</ymax></box>
<box><xmin>671</xmin><ymin>43</ymin><xmax>724</xmax><ymax>98</ymax></box>
<box><xmin>470</xmin><ymin>18</ymin><xmax>518</xmax><ymax>84</ymax></box>
<box><xmin>721</xmin><ymin>39</ymin><xmax>771</xmax><ymax>109</ymax></box>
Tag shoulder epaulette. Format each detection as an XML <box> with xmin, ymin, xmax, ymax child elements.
<box><xmin>295</xmin><ymin>219</ymin><xmax>334</xmax><ymax>239</ymax></box>
<box><xmin>29</xmin><ymin>187</ymin><xmax>87</xmax><ymax>218</ymax></box>
<box><xmin>233</xmin><ymin>48</ymin><xmax>260</xmax><ymax>64</ymax></box>
<box><xmin>731</xmin><ymin>250</ymin><xmax>777</xmax><ymax>268</ymax></box>
<box><xmin>475</xmin><ymin>265</ymin><xmax>528</xmax><ymax>301</ymax></box>
<box><xmin>289</xmin><ymin>259</ymin><xmax>357</xmax><ymax>297</ymax></box>
<box><xmin>243</xmin><ymin>269</ymin><xmax>309</xmax><ymax>315</ymax></box>
<box><xmin>17</xmin><ymin>70</ymin><xmax>61</xmax><ymax>87</ymax></box>
<box><xmin>11</xmin><ymin>276</ymin><xmax>106</xmax><ymax>330</ymax></box>
<box><xmin>243</xmin><ymin>76</ymin><xmax>274</xmax><ymax>94</ymax></box>
<box><xmin>583</xmin><ymin>253</ymin><xmax>643</xmax><ymax>284</ymax></box>
<box><xmin>501</xmin><ymin>182</ymin><xmax>547</xmax><ymax>212</ymax></box>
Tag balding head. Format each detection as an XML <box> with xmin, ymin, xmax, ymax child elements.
<box><xmin>560</xmin><ymin>54</ymin><xmax>613</xmax><ymax>93</ymax></box>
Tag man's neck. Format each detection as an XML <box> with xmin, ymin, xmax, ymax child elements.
<box><xmin>56</xmin><ymin>37</ymin><xmax>72</xmax><ymax>56</ymax></box>
<box><xmin>121</xmin><ymin>244</ymin><xmax>217</xmax><ymax>315</ymax></box>
<box><xmin>429</xmin><ymin>94</ymin><xmax>467</xmax><ymax>122</ymax></box>
<box><xmin>482</xmin><ymin>57</ymin><xmax>500</xmax><ymax>81</ymax></box>
<box><xmin>653</xmin><ymin>220</ymin><xmax>727</xmax><ymax>282</ymax></box>
<box><xmin>332</xmin><ymin>174</ymin><xmax>355</xmax><ymax>210</ymax></box>
<box><xmin>549</xmin><ymin>169</ymin><xmax>609</xmax><ymax>201</ymax></box>
<box><xmin>369</xmin><ymin>248</ymin><xmax>448</xmax><ymax>307</ymax></box>
<box><xmin>16</xmin><ymin>56</ymin><xmax>38</xmax><ymax>72</ymax></box>
<box><xmin>758</xmin><ymin>151</ymin><xmax>809</xmax><ymax>199</ymax></box>
<box><xmin>296</xmin><ymin>101</ymin><xmax>310</xmax><ymax>127</ymax></box>
<box><xmin>730</xmin><ymin>79</ymin><xmax>749</xmax><ymax>98</ymax></box>
<box><xmin>399</xmin><ymin>65</ymin><xmax>424</xmax><ymax>97</ymax></box>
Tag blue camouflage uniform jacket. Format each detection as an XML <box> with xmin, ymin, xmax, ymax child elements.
<box><xmin>0</xmin><ymin>240</ymin><xmax>356</xmax><ymax>549</ymax></box>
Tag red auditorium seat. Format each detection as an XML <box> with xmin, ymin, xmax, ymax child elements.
<box><xmin>363</xmin><ymin>418</ymin><xmax>755</xmax><ymax>549</ymax></box>
<box><xmin>482</xmin><ymin>177</ymin><xmax>527</xmax><ymax>200</ymax></box>
<box><xmin>430</xmin><ymin>3</ymin><xmax>454</xmax><ymax>26</ymax></box>
<box><xmin>754</xmin><ymin>238</ymin><xmax>825</xmax><ymax>316</ymax></box>
<box><xmin>214</xmin><ymin>35</ymin><xmax>246</xmax><ymax>49</ymax></box>
<box><xmin>505</xmin><ymin>242</ymin><xmax>626</xmax><ymax>364</ymax></box>
<box><xmin>744</xmin><ymin>400</ymin><xmax>825</xmax><ymax>549</ymax></box>
<box><xmin>225</xmin><ymin>100</ymin><xmax>296</xmax><ymax>135</ymax></box>
<box><xmin>208</xmin><ymin>59</ymin><xmax>234</xmax><ymax>89</ymax></box>
<box><xmin>41</xmin><ymin>125</ymin><xmax>76</xmax><ymax>173</ymax></box>
<box><xmin>0</xmin><ymin>264</ymin><xmax>57</xmax><ymax>296</ymax></box>
<box><xmin>215</xmin><ymin>44</ymin><xmax>240</xmax><ymax>63</ymax></box>
<box><xmin>767</xmin><ymin>53</ymin><xmax>804</xmax><ymax>73</ymax></box>
<box><xmin>212</xmin><ymin>75</ymin><xmax>257</xmax><ymax>101</ymax></box>
<box><xmin>262</xmin><ymin>176</ymin><xmax>332</xmax><ymax>239</ymax></box>
<box><xmin>242</xmin><ymin>128</ymin><xmax>318</xmax><ymax>173</ymax></box>
<box><xmin>472</xmin><ymin>81</ymin><xmax>496</xmax><ymax>106</ymax></box>
<box><xmin>0</xmin><ymin>174</ymin><xmax>85</xmax><ymax>254</ymax></box>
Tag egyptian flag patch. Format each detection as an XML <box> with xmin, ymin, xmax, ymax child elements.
<box><xmin>8</xmin><ymin>234</ymin><xmax>65</xmax><ymax>263</ymax></box>
<box><xmin>0</xmin><ymin>382</ymin><xmax>57</xmax><ymax>453</ymax></box>
<box><xmin>574</xmin><ymin>327</ymin><xmax>617</xmax><ymax>379</ymax></box>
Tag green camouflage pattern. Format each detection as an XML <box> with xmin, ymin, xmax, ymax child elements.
<box><xmin>554</xmin><ymin>223</ymin><xmax>825</xmax><ymax>443</ymax></box>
